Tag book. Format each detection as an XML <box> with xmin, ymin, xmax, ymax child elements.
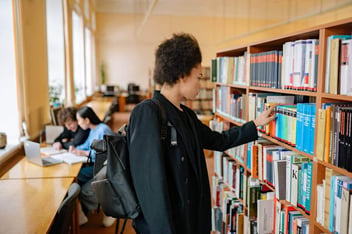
<box><xmin>324</xmin><ymin>168</ymin><xmax>339</xmax><ymax>229</ymax></box>
<box><xmin>329</xmin><ymin>38</ymin><xmax>342</xmax><ymax>94</ymax></box>
<box><xmin>51</xmin><ymin>152</ymin><xmax>88</xmax><ymax>165</ymax></box>
<box><xmin>291</xmin><ymin>163</ymin><xmax>301</xmax><ymax>207</ymax></box>
<box><xmin>324</xmin><ymin>35</ymin><xmax>352</xmax><ymax>93</ymax></box>
<box><xmin>274</xmin><ymin>159</ymin><xmax>287</xmax><ymax>200</ymax></box>
<box><xmin>316</xmin><ymin>109</ymin><xmax>326</xmax><ymax>161</ymax></box>
<box><xmin>40</xmin><ymin>146</ymin><xmax>67</xmax><ymax>156</ymax></box>
<box><xmin>257</xmin><ymin>199</ymin><xmax>274</xmax><ymax>234</ymax></box>
<box><xmin>340</xmin><ymin>186</ymin><xmax>352</xmax><ymax>234</ymax></box>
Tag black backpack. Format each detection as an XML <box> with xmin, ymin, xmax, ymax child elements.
<box><xmin>90</xmin><ymin>98</ymin><xmax>170</xmax><ymax>220</ymax></box>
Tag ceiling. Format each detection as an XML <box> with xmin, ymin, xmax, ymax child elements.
<box><xmin>94</xmin><ymin>0</ymin><xmax>288</xmax><ymax>19</ymax></box>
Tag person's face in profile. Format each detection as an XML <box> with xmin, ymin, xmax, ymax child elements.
<box><xmin>180</xmin><ymin>63</ymin><xmax>202</xmax><ymax>100</ymax></box>
<box><xmin>76</xmin><ymin>113</ymin><xmax>89</xmax><ymax>130</ymax></box>
<box><xmin>64</xmin><ymin>118</ymin><xmax>78</xmax><ymax>132</ymax></box>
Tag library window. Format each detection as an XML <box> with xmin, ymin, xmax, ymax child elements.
<box><xmin>72</xmin><ymin>11</ymin><xmax>86</xmax><ymax>104</ymax></box>
<box><xmin>85</xmin><ymin>27</ymin><xmax>94</xmax><ymax>96</ymax></box>
<box><xmin>0</xmin><ymin>0</ymin><xmax>20</xmax><ymax>144</ymax></box>
<box><xmin>46</xmin><ymin>0</ymin><xmax>66</xmax><ymax>107</ymax></box>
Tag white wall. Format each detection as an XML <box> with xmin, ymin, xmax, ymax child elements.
<box><xmin>95</xmin><ymin>13</ymin><xmax>279</xmax><ymax>91</ymax></box>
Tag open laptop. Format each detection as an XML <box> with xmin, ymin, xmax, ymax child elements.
<box><xmin>24</xmin><ymin>141</ymin><xmax>63</xmax><ymax>166</ymax></box>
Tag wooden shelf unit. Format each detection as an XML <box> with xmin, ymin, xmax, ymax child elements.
<box><xmin>212</xmin><ymin>17</ymin><xmax>352</xmax><ymax>234</ymax></box>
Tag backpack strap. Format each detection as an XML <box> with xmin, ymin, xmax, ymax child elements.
<box><xmin>150</xmin><ymin>98</ymin><xmax>168</xmax><ymax>140</ymax></box>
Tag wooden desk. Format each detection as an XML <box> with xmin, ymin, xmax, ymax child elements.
<box><xmin>87</xmin><ymin>99</ymin><xmax>113</xmax><ymax>121</ymax></box>
<box><xmin>0</xmin><ymin>177</ymin><xmax>74</xmax><ymax>233</ymax></box>
<box><xmin>1</xmin><ymin>156</ymin><xmax>82</xmax><ymax>179</ymax></box>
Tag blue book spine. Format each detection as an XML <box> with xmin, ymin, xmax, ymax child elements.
<box><xmin>301</xmin><ymin>162</ymin><xmax>308</xmax><ymax>209</ymax></box>
<box><xmin>310</xmin><ymin>104</ymin><xmax>316</xmax><ymax>155</ymax></box>
<box><xmin>303</xmin><ymin>104</ymin><xmax>311</xmax><ymax>153</ymax></box>
<box><xmin>247</xmin><ymin>142</ymin><xmax>252</xmax><ymax>170</ymax></box>
<box><xmin>305</xmin><ymin>162</ymin><xmax>313</xmax><ymax>213</ymax></box>
<box><xmin>296</xmin><ymin>104</ymin><xmax>302</xmax><ymax>151</ymax></box>
<box><xmin>297</xmin><ymin>167</ymin><xmax>303</xmax><ymax>208</ymax></box>
<box><xmin>329</xmin><ymin>175</ymin><xmax>336</xmax><ymax>232</ymax></box>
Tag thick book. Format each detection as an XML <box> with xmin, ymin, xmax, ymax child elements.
<box><xmin>329</xmin><ymin>38</ymin><xmax>342</xmax><ymax>94</ymax></box>
<box><xmin>291</xmin><ymin>163</ymin><xmax>301</xmax><ymax>207</ymax></box>
<box><xmin>274</xmin><ymin>160</ymin><xmax>287</xmax><ymax>200</ymax></box>
<box><xmin>51</xmin><ymin>152</ymin><xmax>88</xmax><ymax>165</ymax></box>
<box><xmin>316</xmin><ymin>108</ymin><xmax>327</xmax><ymax>161</ymax></box>
<box><xmin>257</xmin><ymin>199</ymin><xmax>274</xmax><ymax>234</ymax></box>
<box><xmin>324</xmin><ymin>35</ymin><xmax>352</xmax><ymax>93</ymax></box>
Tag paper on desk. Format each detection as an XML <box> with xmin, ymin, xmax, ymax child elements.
<box><xmin>51</xmin><ymin>152</ymin><xmax>87</xmax><ymax>165</ymax></box>
<box><xmin>40</xmin><ymin>146</ymin><xmax>67</xmax><ymax>156</ymax></box>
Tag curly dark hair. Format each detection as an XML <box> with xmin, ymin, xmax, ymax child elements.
<box><xmin>57</xmin><ymin>107</ymin><xmax>77</xmax><ymax>125</ymax></box>
<box><xmin>153</xmin><ymin>33</ymin><xmax>202</xmax><ymax>86</ymax></box>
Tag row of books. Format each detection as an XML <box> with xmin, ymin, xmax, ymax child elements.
<box><xmin>211</xmin><ymin>53</ymin><xmax>248</xmax><ymax>85</ymax></box>
<box><xmin>212</xmin><ymin>39</ymin><xmax>319</xmax><ymax>92</ymax></box>
<box><xmin>274</xmin><ymin>201</ymin><xmax>310</xmax><ymax>234</ymax></box>
<box><xmin>248</xmin><ymin>93</ymin><xmax>316</xmax><ymax>155</ymax></box>
<box><xmin>212</xmin><ymin>171</ymin><xmax>310</xmax><ymax>234</ymax></box>
<box><xmin>316</xmin><ymin>167</ymin><xmax>352</xmax><ymax>233</ymax></box>
<box><xmin>282</xmin><ymin>39</ymin><xmax>319</xmax><ymax>91</ymax></box>
<box><xmin>266</xmin><ymin>103</ymin><xmax>316</xmax><ymax>155</ymax></box>
<box><xmin>316</xmin><ymin>103</ymin><xmax>352</xmax><ymax>171</ymax></box>
<box><xmin>250</xmin><ymin>50</ymin><xmax>283</xmax><ymax>89</ymax></box>
<box><xmin>195</xmin><ymin>88</ymin><xmax>213</xmax><ymax>99</ymax></box>
<box><xmin>324</xmin><ymin>35</ymin><xmax>352</xmax><ymax>95</ymax></box>
<box><xmin>199</xmin><ymin>78</ymin><xmax>215</xmax><ymax>89</ymax></box>
<box><xmin>215</xmin><ymin>86</ymin><xmax>246</xmax><ymax>123</ymax></box>
<box><xmin>187</xmin><ymin>100</ymin><xmax>213</xmax><ymax>111</ymax></box>
<box><xmin>247</xmin><ymin>139</ymin><xmax>313</xmax><ymax>213</ymax></box>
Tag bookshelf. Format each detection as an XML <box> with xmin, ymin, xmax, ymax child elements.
<box><xmin>183</xmin><ymin>66</ymin><xmax>214</xmax><ymax>115</ymax></box>
<box><xmin>211</xmin><ymin>17</ymin><xmax>352</xmax><ymax>234</ymax></box>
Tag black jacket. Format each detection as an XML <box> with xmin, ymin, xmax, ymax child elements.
<box><xmin>54</xmin><ymin>126</ymin><xmax>90</xmax><ymax>149</ymax></box>
<box><xmin>127</xmin><ymin>91</ymin><xmax>258</xmax><ymax>234</ymax></box>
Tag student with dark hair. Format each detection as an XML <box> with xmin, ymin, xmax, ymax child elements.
<box><xmin>69</xmin><ymin>106</ymin><xmax>115</xmax><ymax>227</ymax></box>
<box><xmin>53</xmin><ymin>107</ymin><xmax>90</xmax><ymax>150</ymax></box>
<box><xmin>127</xmin><ymin>33</ymin><xmax>276</xmax><ymax>233</ymax></box>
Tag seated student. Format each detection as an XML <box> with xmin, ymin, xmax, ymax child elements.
<box><xmin>52</xmin><ymin>107</ymin><xmax>90</xmax><ymax>150</ymax></box>
<box><xmin>68</xmin><ymin>106</ymin><xmax>115</xmax><ymax>227</ymax></box>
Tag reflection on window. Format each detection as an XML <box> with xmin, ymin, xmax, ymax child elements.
<box><xmin>72</xmin><ymin>11</ymin><xmax>85</xmax><ymax>103</ymax></box>
<box><xmin>0</xmin><ymin>0</ymin><xmax>20</xmax><ymax>144</ymax></box>
<box><xmin>85</xmin><ymin>27</ymin><xmax>93</xmax><ymax>96</ymax></box>
<box><xmin>46</xmin><ymin>0</ymin><xmax>66</xmax><ymax>107</ymax></box>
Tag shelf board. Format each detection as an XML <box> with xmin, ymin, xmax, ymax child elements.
<box><xmin>279</xmin><ymin>200</ymin><xmax>311</xmax><ymax>220</ymax></box>
<box><xmin>248</xmin><ymin>86</ymin><xmax>317</xmax><ymax>96</ymax></box>
<box><xmin>259</xmin><ymin>133</ymin><xmax>314</xmax><ymax>160</ymax></box>
<box><xmin>321</xmin><ymin>93</ymin><xmax>352</xmax><ymax>102</ymax></box>
<box><xmin>315</xmin><ymin>222</ymin><xmax>331</xmax><ymax>234</ymax></box>
<box><xmin>317</xmin><ymin>159</ymin><xmax>352</xmax><ymax>178</ymax></box>
<box><xmin>215</xmin><ymin>82</ymin><xmax>248</xmax><ymax>89</ymax></box>
<box><xmin>214</xmin><ymin>112</ymin><xmax>245</xmax><ymax>126</ymax></box>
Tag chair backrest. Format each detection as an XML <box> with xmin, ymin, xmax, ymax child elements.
<box><xmin>49</xmin><ymin>183</ymin><xmax>80</xmax><ymax>234</ymax></box>
<box><xmin>50</xmin><ymin>106</ymin><xmax>63</xmax><ymax>126</ymax></box>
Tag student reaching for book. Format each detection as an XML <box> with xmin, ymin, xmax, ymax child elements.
<box><xmin>127</xmin><ymin>33</ymin><xmax>276</xmax><ymax>234</ymax></box>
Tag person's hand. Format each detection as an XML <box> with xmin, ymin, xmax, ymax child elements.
<box><xmin>61</xmin><ymin>138</ymin><xmax>68</xmax><ymax>143</ymax></box>
<box><xmin>69</xmin><ymin>146</ymin><xmax>88</xmax><ymax>157</ymax></box>
<box><xmin>52</xmin><ymin>142</ymin><xmax>62</xmax><ymax>150</ymax></box>
<box><xmin>253</xmin><ymin>104</ymin><xmax>277</xmax><ymax>127</ymax></box>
